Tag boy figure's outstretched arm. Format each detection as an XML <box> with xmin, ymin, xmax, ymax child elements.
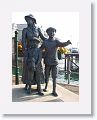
<box><xmin>56</xmin><ymin>40</ymin><xmax>72</xmax><ymax>47</ymax></box>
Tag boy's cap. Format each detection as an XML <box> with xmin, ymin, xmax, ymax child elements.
<box><xmin>46</xmin><ymin>27</ymin><xmax>56</xmax><ymax>33</ymax></box>
<box><xmin>25</xmin><ymin>14</ymin><xmax>36</xmax><ymax>24</ymax></box>
<box><xmin>33</xmin><ymin>37</ymin><xmax>40</xmax><ymax>43</ymax></box>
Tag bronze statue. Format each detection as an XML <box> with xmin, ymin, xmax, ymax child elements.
<box><xmin>22</xmin><ymin>14</ymin><xmax>45</xmax><ymax>95</ymax></box>
<box><xmin>25</xmin><ymin>37</ymin><xmax>44</xmax><ymax>95</ymax></box>
<box><xmin>41</xmin><ymin>27</ymin><xmax>72</xmax><ymax>96</ymax></box>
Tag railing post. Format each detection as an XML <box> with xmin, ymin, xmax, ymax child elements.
<box><xmin>67</xmin><ymin>55</ymin><xmax>71</xmax><ymax>84</ymax></box>
<box><xmin>64</xmin><ymin>55</ymin><xmax>67</xmax><ymax>71</ymax></box>
<box><xmin>15</xmin><ymin>31</ymin><xmax>19</xmax><ymax>85</ymax></box>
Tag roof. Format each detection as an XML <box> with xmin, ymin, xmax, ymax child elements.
<box><xmin>17</xmin><ymin>24</ymin><xmax>27</xmax><ymax>30</ymax></box>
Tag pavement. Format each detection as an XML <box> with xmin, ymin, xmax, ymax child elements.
<box><xmin>12</xmin><ymin>82</ymin><xmax>79</xmax><ymax>102</ymax></box>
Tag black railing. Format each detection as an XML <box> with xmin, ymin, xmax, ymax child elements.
<box><xmin>15</xmin><ymin>31</ymin><xmax>19</xmax><ymax>84</ymax></box>
<box><xmin>64</xmin><ymin>53</ymin><xmax>79</xmax><ymax>84</ymax></box>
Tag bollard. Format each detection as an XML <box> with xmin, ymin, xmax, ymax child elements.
<box><xmin>15</xmin><ymin>31</ymin><xmax>19</xmax><ymax>85</ymax></box>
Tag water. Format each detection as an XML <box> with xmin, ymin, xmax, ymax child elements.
<box><xmin>57</xmin><ymin>70</ymin><xmax>79</xmax><ymax>85</ymax></box>
<box><xmin>57</xmin><ymin>59</ymin><xmax>79</xmax><ymax>85</ymax></box>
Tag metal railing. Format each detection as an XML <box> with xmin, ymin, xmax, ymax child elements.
<box><xmin>64</xmin><ymin>53</ymin><xmax>79</xmax><ymax>84</ymax></box>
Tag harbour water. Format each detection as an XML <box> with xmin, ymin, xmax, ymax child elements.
<box><xmin>57</xmin><ymin>59</ymin><xmax>79</xmax><ymax>85</ymax></box>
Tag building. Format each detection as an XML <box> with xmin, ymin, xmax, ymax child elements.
<box><xmin>12</xmin><ymin>23</ymin><xmax>27</xmax><ymax>40</ymax></box>
<box><xmin>12</xmin><ymin>24</ymin><xmax>27</xmax><ymax>65</ymax></box>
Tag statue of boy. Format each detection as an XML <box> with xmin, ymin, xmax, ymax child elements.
<box><xmin>40</xmin><ymin>27</ymin><xmax>72</xmax><ymax>96</ymax></box>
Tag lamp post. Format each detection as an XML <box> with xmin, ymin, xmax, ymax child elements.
<box><xmin>15</xmin><ymin>31</ymin><xmax>19</xmax><ymax>85</ymax></box>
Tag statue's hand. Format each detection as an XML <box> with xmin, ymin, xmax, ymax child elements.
<box><xmin>67</xmin><ymin>40</ymin><xmax>72</xmax><ymax>45</ymax></box>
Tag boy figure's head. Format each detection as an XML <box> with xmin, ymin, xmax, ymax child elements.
<box><xmin>33</xmin><ymin>37</ymin><xmax>40</xmax><ymax>48</ymax></box>
<box><xmin>46</xmin><ymin>27</ymin><xmax>56</xmax><ymax>39</ymax></box>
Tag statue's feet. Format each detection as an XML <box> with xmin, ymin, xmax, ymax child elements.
<box><xmin>51</xmin><ymin>92</ymin><xmax>58</xmax><ymax>97</ymax></box>
<box><xmin>43</xmin><ymin>89</ymin><xmax>48</xmax><ymax>92</ymax></box>
<box><xmin>26</xmin><ymin>88</ymin><xmax>32</xmax><ymax>94</ymax></box>
<box><xmin>38</xmin><ymin>92</ymin><xmax>44</xmax><ymax>96</ymax></box>
<box><xmin>24</xmin><ymin>87</ymin><xmax>27</xmax><ymax>91</ymax></box>
<box><xmin>24</xmin><ymin>84</ymin><xmax>28</xmax><ymax>90</ymax></box>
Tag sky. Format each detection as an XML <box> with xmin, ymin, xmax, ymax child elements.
<box><xmin>12</xmin><ymin>12</ymin><xmax>79</xmax><ymax>48</ymax></box>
